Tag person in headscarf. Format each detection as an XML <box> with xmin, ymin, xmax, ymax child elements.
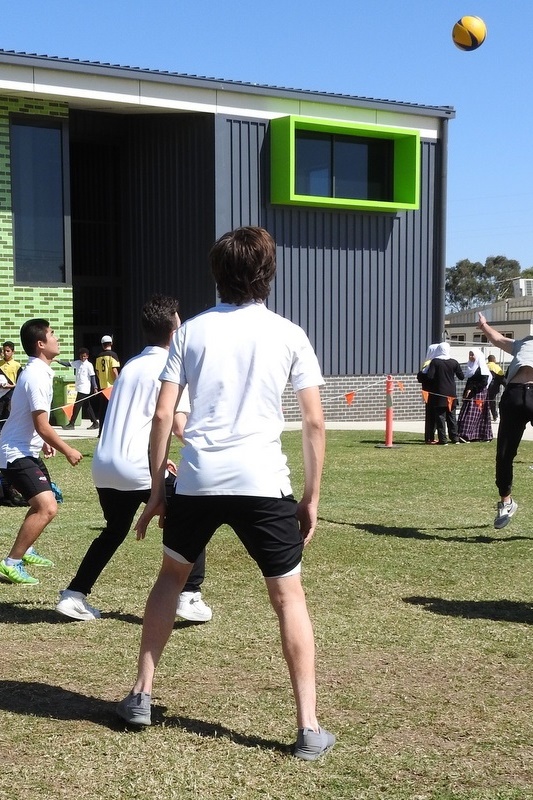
<box><xmin>417</xmin><ymin>343</ymin><xmax>440</xmax><ymax>443</ymax></box>
<box><xmin>425</xmin><ymin>341</ymin><xmax>464</xmax><ymax>445</ymax></box>
<box><xmin>457</xmin><ymin>348</ymin><xmax>493</xmax><ymax>442</ymax></box>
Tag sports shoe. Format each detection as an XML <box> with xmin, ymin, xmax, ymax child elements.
<box><xmin>176</xmin><ymin>591</ymin><xmax>212</xmax><ymax>622</ymax></box>
<box><xmin>0</xmin><ymin>559</ymin><xmax>39</xmax><ymax>585</ymax></box>
<box><xmin>116</xmin><ymin>692</ymin><xmax>152</xmax><ymax>726</ymax></box>
<box><xmin>22</xmin><ymin>548</ymin><xmax>54</xmax><ymax>567</ymax></box>
<box><xmin>56</xmin><ymin>589</ymin><xmax>101</xmax><ymax>620</ymax></box>
<box><xmin>293</xmin><ymin>727</ymin><xmax>336</xmax><ymax>761</ymax></box>
<box><xmin>494</xmin><ymin>499</ymin><xmax>518</xmax><ymax>530</ymax></box>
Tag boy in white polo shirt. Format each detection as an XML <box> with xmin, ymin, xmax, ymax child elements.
<box><xmin>56</xmin><ymin>296</ymin><xmax>211</xmax><ymax>622</ymax></box>
<box><xmin>0</xmin><ymin>319</ymin><xmax>83</xmax><ymax>585</ymax></box>
<box><xmin>117</xmin><ymin>227</ymin><xmax>335</xmax><ymax>761</ymax></box>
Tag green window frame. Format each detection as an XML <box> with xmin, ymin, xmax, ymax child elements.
<box><xmin>270</xmin><ymin>115</ymin><xmax>420</xmax><ymax>212</ymax></box>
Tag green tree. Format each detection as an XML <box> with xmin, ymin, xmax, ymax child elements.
<box><xmin>445</xmin><ymin>255</ymin><xmax>521</xmax><ymax>312</ymax></box>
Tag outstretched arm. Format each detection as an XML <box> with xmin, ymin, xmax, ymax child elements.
<box><xmin>296</xmin><ymin>385</ymin><xmax>325</xmax><ymax>545</ymax></box>
<box><xmin>477</xmin><ymin>312</ymin><xmax>514</xmax><ymax>355</ymax></box>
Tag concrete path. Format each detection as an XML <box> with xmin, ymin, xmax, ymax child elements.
<box><xmin>55</xmin><ymin>416</ymin><xmax>533</xmax><ymax>441</ymax></box>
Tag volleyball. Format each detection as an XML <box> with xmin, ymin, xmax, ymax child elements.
<box><xmin>452</xmin><ymin>16</ymin><xmax>487</xmax><ymax>51</ymax></box>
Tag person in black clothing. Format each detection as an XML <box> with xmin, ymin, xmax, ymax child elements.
<box><xmin>417</xmin><ymin>343</ymin><xmax>439</xmax><ymax>443</ymax></box>
<box><xmin>425</xmin><ymin>341</ymin><xmax>464</xmax><ymax>445</ymax></box>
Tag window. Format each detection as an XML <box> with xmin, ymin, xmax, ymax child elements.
<box><xmin>295</xmin><ymin>131</ymin><xmax>392</xmax><ymax>201</ymax></box>
<box><xmin>10</xmin><ymin>117</ymin><xmax>70</xmax><ymax>284</ymax></box>
<box><xmin>271</xmin><ymin>115</ymin><xmax>420</xmax><ymax>212</ymax></box>
<box><xmin>450</xmin><ymin>334</ymin><xmax>466</xmax><ymax>342</ymax></box>
<box><xmin>473</xmin><ymin>334</ymin><xmax>488</xmax><ymax>343</ymax></box>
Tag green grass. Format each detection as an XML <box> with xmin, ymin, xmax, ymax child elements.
<box><xmin>1</xmin><ymin>431</ymin><xmax>532</xmax><ymax>800</ymax></box>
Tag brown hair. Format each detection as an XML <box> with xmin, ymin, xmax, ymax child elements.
<box><xmin>209</xmin><ymin>227</ymin><xmax>276</xmax><ymax>305</ymax></box>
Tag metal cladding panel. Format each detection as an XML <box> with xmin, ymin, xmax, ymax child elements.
<box><xmin>215</xmin><ymin>116</ymin><xmax>441</xmax><ymax>376</ymax></box>
<box><xmin>69</xmin><ymin>110</ymin><xmax>216</xmax><ymax>360</ymax></box>
<box><xmin>120</xmin><ymin>114</ymin><xmax>216</xmax><ymax>357</ymax></box>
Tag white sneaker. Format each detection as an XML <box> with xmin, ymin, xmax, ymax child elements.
<box><xmin>176</xmin><ymin>591</ymin><xmax>212</xmax><ymax>623</ymax></box>
<box><xmin>56</xmin><ymin>589</ymin><xmax>101</xmax><ymax>621</ymax></box>
<box><xmin>494</xmin><ymin>499</ymin><xmax>518</xmax><ymax>530</ymax></box>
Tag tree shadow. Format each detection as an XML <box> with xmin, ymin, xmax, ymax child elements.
<box><xmin>319</xmin><ymin>518</ymin><xmax>533</xmax><ymax>544</ymax></box>
<box><xmin>404</xmin><ymin>595</ymin><xmax>533</xmax><ymax>625</ymax></box>
<box><xmin>0</xmin><ymin>680</ymin><xmax>290</xmax><ymax>752</ymax></box>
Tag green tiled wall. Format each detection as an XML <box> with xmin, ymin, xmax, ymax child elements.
<box><xmin>0</xmin><ymin>97</ymin><xmax>73</xmax><ymax>359</ymax></box>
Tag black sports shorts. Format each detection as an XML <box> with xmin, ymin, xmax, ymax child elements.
<box><xmin>1</xmin><ymin>456</ymin><xmax>52</xmax><ymax>501</ymax></box>
<box><xmin>163</xmin><ymin>494</ymin><xmax>303</xmax><ymax>578</ymax></box>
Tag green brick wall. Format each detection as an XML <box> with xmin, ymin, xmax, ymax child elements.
<box><xmin>0</xmin><ymin>96</ymin><xmax>73</xmax><ymax>360</ymax></box>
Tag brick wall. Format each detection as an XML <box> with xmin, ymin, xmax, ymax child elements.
<box><xmin>282</xmin><ymin>374</ymin><xmax>428</xmax><ymax>423</ymax></box>
<box><xmin>0</xmin><ymin>96</ymin><xmax>73</xmax><ymax>357</ymax></box>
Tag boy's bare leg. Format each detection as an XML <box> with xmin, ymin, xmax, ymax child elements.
<box><xmin>265</xmin><ymin>573</ymin><xmax>318</xmax><ymax>731</ymax></box>
<box><xmin>7</xmin><ymin>491</ymin><xmax>57</xmax><ymax>559</ymax></box>
<box><xmin>132</xmin><ymin>554</ymin><xmax>193</xmax><ymax>694</ymax></box>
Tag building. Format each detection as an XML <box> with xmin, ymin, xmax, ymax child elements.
<box><xmin>445</xmin><ymin>278</ymin><xmax>533</xmax><ymax>368</ymax></box>
<box><xmin>0</xmin><ymin>50</ymin><xmax>454</xmax><ymax>419</ymax></box>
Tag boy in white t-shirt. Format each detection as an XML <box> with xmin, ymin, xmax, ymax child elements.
<box><xmin>56</xmin><ymin>348</ymin><xmax>99</xmax><ymax>430</ymax></box>
<box><xmin>0</xmin><ymin>319</ymin><xmax>83</xmax><ymax>585</ymax></box>
<box><xmin>56</xmin><ymin>296</ymin><xmax>211</xmax><ymax>622</ymax></box>
<box><xmin>118</xmin><ymin>227</ymin><xmax>335</xmax><ymax>761</ymax></box>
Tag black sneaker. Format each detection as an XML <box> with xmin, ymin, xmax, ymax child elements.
<box><xmin>293</xmin><ymin>727</ymin><xmax>336</xmax><ymax>760</ymax></box>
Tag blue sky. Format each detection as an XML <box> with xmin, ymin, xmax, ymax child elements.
<box><xmin>3</xmin><ymin>0</ymin><xmax>533</xmax><ymax>269</ymax></box>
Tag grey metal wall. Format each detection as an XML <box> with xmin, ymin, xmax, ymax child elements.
<box><xmin>214</xmin><ymin>115</ymin><xmax>442</xmax><ymax>376</ymax></box>
<box><xmin>69</xmin><ymin>111</ymin><xmax>217</xmax><ymax>361</ymax></box>
<box><xmin>120</xmin><ymin>114</ymin><xmax>216</xmax><ymax>358</ymax></box>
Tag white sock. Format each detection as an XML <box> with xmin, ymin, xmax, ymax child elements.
<box><xmin>5</xmin><ymin>557</ymin><xmax>22</xmax><ymax>566</ymax></box>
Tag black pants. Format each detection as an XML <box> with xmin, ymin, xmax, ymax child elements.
<box><xmin>424</xmin><ymin>404</ymin><xmax>436</xmax><ymax>442</ymax></box>
<box><xmin>496</xmin><ymin>383</ymin><xmax>533</xmax><ymax>497</ymax></box>
<box><xmin>68</xmin><ymin>487</ymin><xmax>206</xmax><ymax>596</ymax></box>
<box><xmin>70</xmin><ymin>392</ymin><xmax>98</xmax><ymax>426</ymax></box>
<box><xmin>434</xmin><ymin>404</ymin><xmax>458</xmax><ymax>444</ymax></box>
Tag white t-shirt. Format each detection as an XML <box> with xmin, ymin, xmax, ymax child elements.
<box><xmin>92</xmin><ymin>346</ymin><xmax>190</xmax><ymax>491</ymax></box>
<box><xmin>68</xmin><ymin>359</ymin><xmax>96</xmax><ymax>394</ymax></box>
<box><xmin>161</xmin><ymin>302</ymin><xmax>324</xmax><ymax>497</ymax></box>
<box><xmin>0</xmin><ymin>358</ymin><xmax>54</xmax><ymax>466</ymax></box>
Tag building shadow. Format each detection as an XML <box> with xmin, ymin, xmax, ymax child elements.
<box><xmin>318</xmin><ymin>518</ymin><xmax>533</xmax><ymax>544</ymax></box>
<box><xmin>0</xmin><ymin>680</ymin><xmax>289</xmax><ymax>752</ymax></box>
<box><xmin>403</xmin><ymin>595</ymin><xmax>533</xmax><ymax>625</ymax></box>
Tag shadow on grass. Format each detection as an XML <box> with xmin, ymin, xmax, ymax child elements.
<box><xmin>0</xmin><ymin>602</ymin><xmax>203</xmax><ymax>628</ymax></box>
<box><xmin>319</xmin><ymin>518</ymin><xmax>533</xmax><ymax>544</ymax></box>
<box><xmin>0</xmin><ymin>680</ymin><xmax>290</xmax><ymax>752</ymax></box>
<box><xmin>404</xmin><ymin>595</ymin><xmax>533</xmax><ymax>624</ymax></box>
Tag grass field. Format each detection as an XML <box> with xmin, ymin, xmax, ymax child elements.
<box><xmin>1</xmin><ymin>430</ymin><xmax>532</xmax><ymax>800</ymax></box>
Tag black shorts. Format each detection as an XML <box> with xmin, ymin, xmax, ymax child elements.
<box><xmin>1</xmin><ymin>456</ymin><xmax>52</xmax><ymax>501</ymax></box>
<box><xmin>163</xmin><ymin>494</ymin><xmax>303</xmax><ymax>578</ymax></box>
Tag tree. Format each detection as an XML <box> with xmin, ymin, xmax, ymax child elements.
<box><xmin>445</xmin><ymin>256</ymin><xmax>521</xmax><ymax>312</ymax></box>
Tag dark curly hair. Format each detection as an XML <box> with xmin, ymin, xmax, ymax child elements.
<box><xmin>209</xmin><ymin>227</ymin><xmax>276</xmax><ymax>305</ymax></box>
<box><xmin>141</xmin><ymin>295</ymin><xmax>180</xmax><ymax>345</ymax></box>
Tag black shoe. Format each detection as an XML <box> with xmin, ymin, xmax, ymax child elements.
<box><xmin>88</xmin><ymin>423</ymin><xmax>99</xmax><ymax>430</ymax></box>
<box><xmin>62</xmin><ymin>423</ymin><xmax>75</xmax><ymax>429</ymax></box>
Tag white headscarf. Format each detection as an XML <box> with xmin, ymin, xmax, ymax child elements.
<box><xmin>424</xmin><ymin>343</ymin><xmax>440</xmax><ymax>362</ymax></box>
<box><xmin>432</xmin><ymin>341</ymin><xmax>451</xmax><ymax>360</ymax></box>
<box><xmin>465</xmin><ymin>347</ymin><xmax>492</xmax><ymax>384</ymax></box>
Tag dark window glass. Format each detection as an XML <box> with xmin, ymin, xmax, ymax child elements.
<box><xmin>11</xmin><ymin>121</ymin><xmax>66</xmax><ymax>283</ymax></box>
<box><xmin>295</xmin><ymin>131</ymin><xmax>393</xmax><ymax>202</ymax></box>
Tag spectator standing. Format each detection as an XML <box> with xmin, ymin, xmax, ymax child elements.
<box><xmin>0</xmin><ymin>340</ymin><xmax>22</xmax><ymax>429</ymax></box>
<box><xmin>425</xmin><ymin>342</ymin><xmax>464</xmax><ymax>445</ymax></box>
<box><xmin>56</xmin><ymin>348</ymin><xmax>99</xmax><ymax>430</ymax></box>
<box><xmin>457</xmin><ymin>349</ymin><xmax>493</xmax><ymax>442</ymax></box>
<box><xmin>487</xmin><ymin>354</ymin><xmax>506</xmax><ymax>422</ymax></box>
<box><xmin>95</xmin><ymin>335</ymin><xmax>120</xmax><ymax>433</ymax></box>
